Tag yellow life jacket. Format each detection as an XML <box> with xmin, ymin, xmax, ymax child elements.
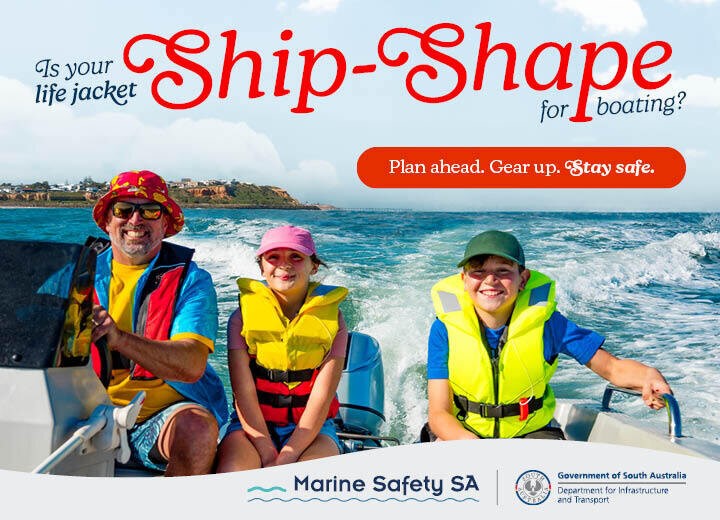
<box><xmin>431</xmin><ymin>271</ymin><xmax>558</xmax><ymax>438</ymax></box>
<box><xmin>237</xmin><ymin>278</ymin><xmax>348</xmax><ymax>424</ymax></box>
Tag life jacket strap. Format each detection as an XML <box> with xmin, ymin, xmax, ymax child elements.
<box><xmin>250</xmin><ymin>359</ymin><xmax>316</xmax><ymax>383</ymax></box>
<box><xmin>256</xmin><ymin>390</ymin><xmax>310</xmax><ymax>409</ymax></box>
<box><xmin>454</xmin><ymin>394</ymin><xmax>543</xmax><ymax>419</ymax></box>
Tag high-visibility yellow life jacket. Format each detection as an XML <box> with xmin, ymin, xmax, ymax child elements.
<box><xmin>238</xmin><ymin>278</ymin><xmax>348</xmax><ymax>425</ymax></box>
<box><xmin>431</xmin><ymin>271</ymin><xmax>558</xmax><ymax>438</ymax></box>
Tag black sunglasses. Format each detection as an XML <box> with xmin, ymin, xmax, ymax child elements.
<box><xmin>111</xmin><ymin>201</ymin><xmax>164</xmax><ymax>221</ymax></box>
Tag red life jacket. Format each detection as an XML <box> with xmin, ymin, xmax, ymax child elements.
<box><xmin>91</xmin><ymin>241</ymin><xmax>192</xmax><ymax>380</ymax></box>
<box><xmin>250</xmin><ymin>358</ymin><xmax>341</xmax><ymax>425</ymax></box>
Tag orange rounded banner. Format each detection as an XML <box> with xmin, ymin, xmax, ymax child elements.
<box><xmin>357</xmin><ymin>147</ymin><xmax>685</xmax><ymax>188</ymax></box>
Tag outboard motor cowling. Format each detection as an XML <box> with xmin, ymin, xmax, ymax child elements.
<box><xmin>336</xmin><ymin>332</ymin><xmax>385</xmax><ymax>436</ymax></box>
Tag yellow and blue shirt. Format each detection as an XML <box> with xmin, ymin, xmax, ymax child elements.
<box><xmin>94</xmin><ymin>243</ymin><xmax>227</xmax><ymax>425</ymax></box>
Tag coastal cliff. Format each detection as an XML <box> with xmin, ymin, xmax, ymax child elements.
<box><xmin>0</xmin><ymin>180</ymin><xmax>326</xmax><ymax>210</ymax></box>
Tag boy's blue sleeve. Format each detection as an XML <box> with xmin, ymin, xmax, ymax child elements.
<box><xmin>427</xmin><ymin>318</ymin><xmax>450</xmax><ymax>379</ymax></box>
<box><xmin>543</xmin><ymin>311</ymin><xmax>605</xmax><ymax>365</ymax></box>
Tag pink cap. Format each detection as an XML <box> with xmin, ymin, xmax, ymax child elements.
<box><xmin>256</xmin><ymin>225</ymin><xmax>317</xmax><ymax>257</ymax></box>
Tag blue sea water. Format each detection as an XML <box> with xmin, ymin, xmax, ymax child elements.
<box><xmin>1</xmin><ymin>208</ymin><xmax>719</xmax><ymax>444</ymax></box>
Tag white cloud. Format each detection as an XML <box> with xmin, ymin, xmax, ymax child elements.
<box><xmin>0</xmin><ymin>76</ymin><xmax>348</xmax><ymax>204</ymax></box>
<box><xmin>0</xmin><ymin>77</ymin><xmax>344</xmax><ymax>196</ymax></box>
<box><xmin>298</xmin><ymin>0</ymin><xmax>341</xmax><ymax>13</ymax></box>
<box><xmin>659</xmin><ymin>74</ymin><xmax>720</xmax><ymax>108</ymax></box>
<box><xmin>123</xmin><ymin>117</ymin><xmax>287</xmax><ymax>181</ymax></box>
<box><xmin>583</xmin><ymin>68</ymin><xmax>720</xmax><ymax>109</ymax></box>
<box><xmin>593</xmin><ymin>64</ymin><xmax>626</xmax><ymax>85</ymax></box>
<box><xmin>545</xmin><ymin>0</ymin><xmax>647</xmax><ymax>34</ymax></box>
<box><xmin>289</xmin><ymin>159</ymin><xmax>339</xmax><ymax>186</ymax></box>
<box><xmin>283</xmin><ymin>159</ymin><xmax>341</xmax><ymax>202</ymax></box>
<box><xmin>682</xmin><ymin>148</ymin><xmax>708</xmax><ymax>158</ymax></box>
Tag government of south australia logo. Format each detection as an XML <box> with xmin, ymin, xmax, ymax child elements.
<box><xmin>515</xmin><ymin>470</ymin><xmax>551</xmax><ymax>505</ymax></box>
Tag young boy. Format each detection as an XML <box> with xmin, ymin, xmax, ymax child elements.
<box><xmin>427</xmin><ymin>230</ymin><xmax>671</xmax><ymax>440</ymax></box>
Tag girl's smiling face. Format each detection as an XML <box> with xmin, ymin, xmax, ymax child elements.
<box><xmin>260</xmin><ymin>248</ymin><xmax>317</xmax><ymax>297</ymax></box>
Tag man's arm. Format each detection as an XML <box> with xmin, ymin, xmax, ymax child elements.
<box><xmin>586</xmin><ymin>348</ymin><xmax>672</xmax><ymax>410</ymax></box>
<box><xmin>428</xmin><ymin>379</ymin><xmax>479</xmax><ymax>441</ymax></box>
<box><xmin>92</xmin><ymin>305</ymin><xmax>208</xmax><ymax>382</ymax></box>
<box><xmin>91</xmin><ymin>263</ymin><xmax>217</xmax><ymax>383</ymax></box>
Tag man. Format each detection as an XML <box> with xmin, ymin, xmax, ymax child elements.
<box><xmin>90</xmin><ymin>170</ymin><xmax>227</xmax><ymax>475</ymax></box>
<box><xmin>427</xmin><ymin>230</ymin><xmax>671</xmax><ymax>440</ymax></box>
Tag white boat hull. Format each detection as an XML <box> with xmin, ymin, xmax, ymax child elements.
<box><xmin>554</xmin><ymin>398</ymin><xmax>720</xmax><ymax>461</ymax></box>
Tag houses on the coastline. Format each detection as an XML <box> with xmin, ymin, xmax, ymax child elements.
<box><xmin>0</xmin><ymin>178</ymin><xmax>317</xmax><ymax>208</ymax></box>
<box><xmin>0</xmin><ymin>179</ymin><xmax>106</xmax><ymax>202</ymax></box>
<box><xmin>0</xmin><ymin>178</ymin><xmax>232</xmax><ymax>202</ymax></box>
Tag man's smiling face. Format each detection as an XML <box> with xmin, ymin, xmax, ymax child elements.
<box><xmin>106</xmin><ymin>197</ymin><xmax>166</xmax><ymax>265</ymax></box>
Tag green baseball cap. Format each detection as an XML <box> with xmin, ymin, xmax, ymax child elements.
<box><xmin>457</xmin><ymin>230</ymin><xmax>525</xmax><ymax>268</ymax></box>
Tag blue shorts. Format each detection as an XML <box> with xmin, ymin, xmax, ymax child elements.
<box><xmin>225</xmin><ymin>411</ymin><xmax>344</xmax><ymax>454</ymax></box>
<box><xmin>126</xmin><ymin>401</ymin><xmax>200</xmax><ymax>472</ymax></box>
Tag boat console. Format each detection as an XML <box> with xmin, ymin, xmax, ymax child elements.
<box><xmin>0</xmin><ymin>239</ymin><xmax>140</xmax><ymax>475</ymax></box>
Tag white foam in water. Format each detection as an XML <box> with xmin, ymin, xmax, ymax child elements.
<box><xmin>545</xmin><ymin>230</ymin><xmax>720</xmax><ymax>441</ymax></box>
<box><xmin>548</xmin><ymin>231</ymin><xmax>720</xmax><ymax>306</ymax></box>
<box><xmin>171</xmin><ymin>216</ymin><xmax>720</xmax><ymax>444</ymax></box>
<box><xmin>344</xmin><ymin>230</ymin><xmax>465</xmax><ymax>443</ymax></box>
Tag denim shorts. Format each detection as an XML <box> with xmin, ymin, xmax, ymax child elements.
<box><xmin>225</xmin><ymin>411</ymin><xmax>344</xmax><ymax>454</ymax></box>
<box><xmin>126</xmin><ymin>401</ymin><xmax>199</xmax><ymax>472</ymax></box>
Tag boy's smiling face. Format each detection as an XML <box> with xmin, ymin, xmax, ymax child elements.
<box><xmin>461</xmin><ymin>255</ymin><xmax>530</xmax><ymax>328</ymax></box>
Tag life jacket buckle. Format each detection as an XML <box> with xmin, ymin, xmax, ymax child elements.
<box><xmin>453</xmin><ymin>394</ymin><xmax>468</xmax><ymax>420</ymax></box>
<box><xmin>275</xmin><ymin>394</ymin><xmax>293</xmax><ymax>408</ymax></box>
<box><xmin>518</xmin><ymin>397</ymin><xmax>531</xmax><ymax>421</ymax></box>
<box><xmin>267</xmin><ymin>369</ymin><xmax>288</xmax><ymax>383</ymax></box>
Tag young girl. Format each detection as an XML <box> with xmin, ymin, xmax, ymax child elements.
<box><xmin>216</xmin><ymin>225</ymin><xmax>348</xmax><ymax>471</ymax></box>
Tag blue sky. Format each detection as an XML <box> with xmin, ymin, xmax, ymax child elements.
<box><xmin>0</xmin><ymin>0</ymin><xmax>718</xmax><ymax>210</ymax></box>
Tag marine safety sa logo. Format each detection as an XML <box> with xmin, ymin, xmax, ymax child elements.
<box><xmin>515</xmin><ymin>470</ymin><xmax>551</xmax><ymax>505</ymax></box>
